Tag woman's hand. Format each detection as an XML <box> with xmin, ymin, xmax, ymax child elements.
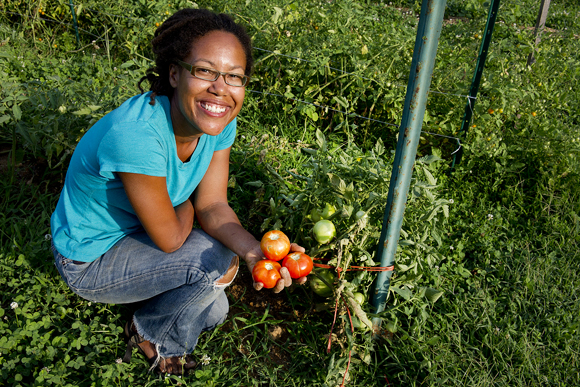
<box><xmin>244</xmin><ymin>242</ymin><xmax>309</xmax><ymax>293</ymax></box>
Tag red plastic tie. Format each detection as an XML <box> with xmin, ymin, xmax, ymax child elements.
<box><xmin>313</xmin><ymin>257</ymin><xmax>394</xmax><ymax>272</ymax></box>
<box><xmin>315</xmin><ymin>256</ymin><xmax>393</xmax><ymax>387</ymax></box>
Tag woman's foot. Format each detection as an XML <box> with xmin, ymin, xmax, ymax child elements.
<box><xmin>124</xmin><ymin>320</ymin><xmax>197</xmax><ymax>375</ymax></box>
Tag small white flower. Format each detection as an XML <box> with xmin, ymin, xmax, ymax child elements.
<box><xmin>449</xmin><ymin>199</ymin><xmax>454</xmax><ymax>204</ymax></box>
<box><xmin>115</xmin><ymin>358</ymin><xmax>123</xmax><ymax>364</ymax></box>
<box><xmin>435</xmin><ymin>266</ymin><xmax>439</xmax><ymax>270</ymax></box>
<box><xmin>450</xmin><ymin>246</ymin><xmax>454</xmax><ymax>250</ymax></box>
<box><xmin>10</xmin><ymin>302</ymin><xmax>18</xmax><ymax>309</ymax></box>
<box><xmin>487</xmin><ymin>214</ymin><xmax>494</xmax><ymax>220</ymax></box>
<box><xmin>327</xmin><ymin>156</ymin><xmax>332</xmax><ymax>160</ymax></box>
<box><xmin>113</xmin><ymin>67</ymin><xmax>117</xmax><ymax>71</ymax></box>
<box><xmin>88</xmin><ymin>302</ymin><xmax>92</xmax><ymax>306</ymax></box>
<box><xmin>201</xmin><ymin>354</ymin><xmax>211</xmax><ymax>365</ymax></box>
<box><xmin>495</xmin><ymin>327</ymin><xmax>500</xmax><ymax>333</ymax></box>
<box><xmin>42</xmin><ymin>367</ymin><xmax>50</xmax><ymax>373</ymax></box>
<box><xmin>285</xmin><ymin>30</ymin><xmax>291</xmax><ymax>37</ymax></box>
<box><xmin>44</xmin><ymin>234</ymin><xmax>52</xmax><ymax>240</ymax></box>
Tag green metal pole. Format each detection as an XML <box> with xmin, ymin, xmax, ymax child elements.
<box><xmin>452</xmin><ymin>0</ymin><xmax>501</xmax><ymax>167</ymax></box>
<box><xmin>371</xmin><ymin>0</ymin><xmax>447</xmax><ymax>332</ymax></box>
<box><xmin>69</xmin><ymin>0</ymin><xmax>81</xmax><ymax>47</ymax></box>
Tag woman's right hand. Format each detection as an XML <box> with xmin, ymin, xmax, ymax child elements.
<box><xmin>244</xmin><ymin>241</ymin><xmax>308</xmax><ymax>293</ymax></box>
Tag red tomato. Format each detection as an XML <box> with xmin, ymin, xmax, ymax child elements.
<box><xmin>260</xmin><ymin>230</ymin><xmax>291</xmax><ymax>261</ymax></box>
<box><xmin>252</xmin><ymin>259</ymin><xmax>282</xmax><ymax>289</ymax></box>
<box><xmin>282</xmin><ymin>252</ymin><xmax>313</xmax><ymax>279</ymax></box>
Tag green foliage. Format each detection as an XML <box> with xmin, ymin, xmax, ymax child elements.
<box><xmin>0</xmin><ymin>0</ymin><xmax>579</xmax><ymax>385</ymax></box>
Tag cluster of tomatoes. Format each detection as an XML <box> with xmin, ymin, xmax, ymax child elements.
<box><xmin>252</xmin><ymin>230</ymin><xmax>314</xmax><ymax>289</ymax></box>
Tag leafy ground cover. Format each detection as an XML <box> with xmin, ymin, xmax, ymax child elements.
<box><xmin>1</xmin><ymin>0</ymin><xmax>579</xmax><ymax>385</ymax></box>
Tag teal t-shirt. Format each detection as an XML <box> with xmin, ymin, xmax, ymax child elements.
<box><xmin>50</xmin><ymin>92</ymin><xmax>237</xmax><ymax>262</ymax></box>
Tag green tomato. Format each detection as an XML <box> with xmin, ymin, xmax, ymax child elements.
<box><xmin>352</xmin><ymin>292</ymin><xmax>365</xmax><ymax>305</ymax></box>
<box><xmin>309</xmin><ymin>269</ymin><xmax>335</xmax><ymax>297</ymax></box>
<box><xmin>351</xmin><ymin>315</ymin><xmax>369</xmax><ymax>331</ymax></box>
<box><xmin>321</xmin><ymin>203</ymin><xmax>336</xmax><ymax>219</ymax></box>
<box><xmin>313</xmin><ymin>220</ymin><xmax>336</xmax><ymax>244</ymax></box>
<box><xmin>310</xmin><ymin>208</ymin><xmax>322</xmax><ymax>222</ymax></box>
<box><xmin>355</xmin><ymin>210</ymin><xmax>366</xmax><ymax>220</ymax></box>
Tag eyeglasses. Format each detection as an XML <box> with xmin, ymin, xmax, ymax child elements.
<box><xmin>176</xmin><ymin>60</ymin><xmax>250</xmax><ymax>87</ymax></box>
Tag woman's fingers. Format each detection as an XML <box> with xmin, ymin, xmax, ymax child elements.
<box><xmin>289</xmin><ymin>242</ymin><xmax>305</xmax><ymax>253</ymax></box>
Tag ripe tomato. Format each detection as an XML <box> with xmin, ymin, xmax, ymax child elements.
<box><xmin>252</xmin><ymin>259</ymin><xmax>282</xmax><ymax>289</ymax></box>
<box><xmin>260</xmin><ymin>230</ymin><xmax>291</xmax><ymax>261</ymax></box>
<box><xmin>282</xmin><ymin>252</ymin><xmax>313</xmax><ymax>279</ymax></box>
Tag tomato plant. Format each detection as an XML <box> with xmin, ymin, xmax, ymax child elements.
<box><xmin>252</xmin><ymin>259</ymin><xmax>282</xmax><ymax>289</ymax></box>
<box><xmin>260</xmin><ymin>230</ymin><xmax>291</xmax><ymax>261</ymax></box>
<box><xmin>282</xmin><ymin>252</ymin><xmax>313</xmax><ymax>279</ymax></box>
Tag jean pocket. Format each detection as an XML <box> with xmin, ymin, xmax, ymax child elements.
<box><xmin>59</xmin><ymin>257</ymin><xmax>88</xmax><ymax>286</ymax></box>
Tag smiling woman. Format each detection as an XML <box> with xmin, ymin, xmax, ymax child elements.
<box><xmin>48</xmin><ymin>8</ymin><xmax>309</xmax><ymax>376</ymax></box>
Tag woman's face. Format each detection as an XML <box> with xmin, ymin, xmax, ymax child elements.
<box><xmin>169</xmin><ymin>30</ymin><xmax>247</xmax><ymax>139</ymax></box>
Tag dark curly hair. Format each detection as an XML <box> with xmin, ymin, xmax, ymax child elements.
<box><xmin>138</xmin><ymin>8</ymin><xmax>253</xmax><ymax>105</ymax></box>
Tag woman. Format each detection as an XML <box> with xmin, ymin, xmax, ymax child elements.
<box><xmin>50</xmin><ymin>8</ymin><xmax>307</xmax><ymax>375</ymax></box>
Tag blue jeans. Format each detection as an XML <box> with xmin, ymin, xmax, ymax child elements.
<box><xmin>52</xmin><ymin>229</ymin><xmax>238</xmax><ymax>358</ymax></box>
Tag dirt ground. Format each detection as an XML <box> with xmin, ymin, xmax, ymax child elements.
<box><xmin>222</xmin><ymin>263</ymin><xmax>313</xmax><ymax>365</ymax></box>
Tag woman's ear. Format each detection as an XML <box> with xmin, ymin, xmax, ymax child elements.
<box><xmin>169</xmin><ymin>63</ymin><xmax>180</xmax><ymax>88</ymax></box>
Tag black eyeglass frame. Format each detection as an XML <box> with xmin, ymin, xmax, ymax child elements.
<box><xmin>175</xmin><ymin>60</ymin><xmax>250</xmax><ymax>87</ymax></box>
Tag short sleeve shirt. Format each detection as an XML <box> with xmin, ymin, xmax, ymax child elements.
<box><xmin>50</xmin><ymin>92</ymin><xmax>236</xmax><ymax>262</ymax></box>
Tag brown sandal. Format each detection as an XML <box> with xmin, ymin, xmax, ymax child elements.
<box><xmin>122</xmin><ymin>320</ymin><xmax>197</xmax><ymax>375</ymax></box>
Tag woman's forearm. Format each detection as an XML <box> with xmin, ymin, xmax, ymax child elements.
<box><xmin>195</xmin><ymin>202</ymin><xmax>260</xmax><ymax>261</ymax></box>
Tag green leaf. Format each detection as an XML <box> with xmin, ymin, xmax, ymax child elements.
<box><xmin>374</xmin><ymin>138</ymin><xmax>385</xmax><ymax>156</ymax></box>
<box><xmin>12</xmin><ymin>104</ymin><xmax>22</xmax><ymax>121</ymax></box>
<box><xmin>315</xmin><ymin>129</ymin><xmax>326</xmax><ymax>151</ymax></box>
<box><xmin>301</xmin><ymin>148</ymin><xmax>318</xmax><ymax>155</ymax></box>
<box><xmin>390</xmin><ymin>285</ymin><xmax>412</xmax><ymax>301</ymax></box>
<box><xmin>72</xmin><ymin>108</ymin><xmax>92</xmax><ymax>116</ymax></box>
<box><xmin>427</xmin><ymin>335</ymin><xmax>440</xmax><ymax>345</ymax></box>
<box><xmin>424</xmin><ymin>287</ymin><xmax>443</xmax><ymax>303</ymax></box>
<box><xmin>431</xmin><ymin>229</ymin><xmax>442</xmax><ymax>246</ymax></box>
<box><xmin>442</xmin><ymin>204</ymin><xmax>449</xmax><ymax>218</ymax></box>
<box><xmin>332</xmin><ymin>96</ymin><xmax>349</xmax><ymax>109</ymax></box>
<box><xmin>422</xmin><ymin>166</ymin><xmax>437</xmax><ymax>185</ymax></box>
<box><xmin>271</xmin><ymin>7</ymin><xmax>283</xmax><ymax>23</ymax></box>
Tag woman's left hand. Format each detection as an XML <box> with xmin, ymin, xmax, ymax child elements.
<box><xmin>244</xmin><ymin>242</ymin><xmax>308</xmax><ymax>293</ymax></box>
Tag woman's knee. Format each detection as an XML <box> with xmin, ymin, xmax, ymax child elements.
<box><xmin>214</xmin><ymin>255</ymin><xmax>239</xmax><ymax>287</ymax></box>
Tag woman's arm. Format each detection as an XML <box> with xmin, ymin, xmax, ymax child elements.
<box><xmin>194</xmin><ymin>146</ymin><xmax>307</xmax><ymax>292</ymax></box>
<box><xmin>119</xmin><ymin>172</ymin><xmax>194</xmax><ymax>253</ymax></box>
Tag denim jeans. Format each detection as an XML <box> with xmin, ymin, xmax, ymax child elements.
<box><xmin>52</xmin><ymin>229</ymin><xmax>238</xmax><ymax>358</ymax></box>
